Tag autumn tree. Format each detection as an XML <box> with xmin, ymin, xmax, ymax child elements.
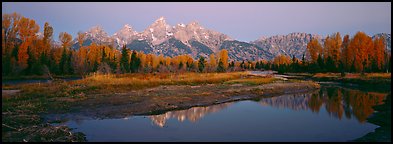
<box><xmin>208</xmin><ymin>53</ymin><xmax>217</xmax><ymax>72</ymax></box>
<box><xmin>340</xmin><ymin>34</ymin><xmax>351</xmax><ymax>72</ymax></box>
<box><xmin>273</xmin><ymin>54</ymin><xmax>291</xmax><ymax>66</ymax></box>
<box><xmin>2</xmin><ymin>13</ymin><xmax>21</xmax><ymax>57</ymax></box>
<box><xmin>330</xmin><ymin>32</ymin><xmax>342</xmax><ymax>67</ymax></box>
<box><xmin>59</xmin><ymin>32</ymin><xmax>72</xmax><ymax>74</ymax></box>
<box><xmin>371</xmin><ymin>36</ymin><xmax>386</xmax><ymax>71</ymax></box>
<box><xmin>306</xmin><ymin>38</ymin><xmax>323</xmax><ymax>63</ymax></box>
<box><xmin>40</xmin><ymin>22</ymin><xmax>53</xmax><ymax>68</ymax></box>
<box><xmin>77</xmin><ymin>31</ymin><xmax>86</xmax><ymax>48</ymax></box>
<box><xmin>348</xmin><ymin>32</ymin><xmax>374</xmax><ymax>72</ymax></box>
<box><xmin>272</xmin><ymin>54</ymin><xmax>291</xmax><ymax>74</ymax></box>
<box><xmin>42</xmin><ymin>22</ymin><xmax>53</xmax><ymax>54</ymax></box>
<box><xmin>17</xmin><ymin>17</ymin><xmax>40</xmax><ymax>71</ymax></box>
<box><xmin>59</xmin><ymin>32</ymin><xmax>72</xmax><ymax>49</ymax></box>
<box><xmin>218</xmin><ymin>49</ymin><xmax>229</xmax><ymax>71</ymax></box>
<box><xmin>73</xmin><ymin>46</ymin><xmax>89</xmax><ymax>76</ymax></box>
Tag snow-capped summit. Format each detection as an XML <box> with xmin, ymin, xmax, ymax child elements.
<box><xmin>112</xmin><ymin>24</ymin><xmax>138</xmax><ymax>47</ymax></box>
<box><xmin>141</xmin><ymin>16</ymin><xmax>174</xmax><ymax>45</ymax></box>
<box><xmin>178</xmin><ymin>23</ymin><xmax>186</xmax><ymax>27</ymax></box>
<box><xmin>85</xmin><ymin>25</ymin><xmax>111</xmax><ymax>44</ymax></box>
<box><xmin>71</xmin><ymin>25</ymin><xmax>114</xmax><ymax>49</ymax></box>
<box><xmin>157</xmin><ymin>16</ymin><xmax>165</xmax><ymax>22</ymax></box>
<box><xmin>172</xmin><ymin>20</ymin><xmax>232</xmax><ymax>53</ymax></box>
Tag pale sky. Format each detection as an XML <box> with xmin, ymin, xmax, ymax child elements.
<box><xmin>2</xmin><ymin>2</ymin><xmax>391</xmax><ymax>42</ymax></box>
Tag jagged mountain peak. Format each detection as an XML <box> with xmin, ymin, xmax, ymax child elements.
<box><xmin>177</xmin><ymin>23</ymin><xmax>186</xmax><ymax>28</ymax></box>
<box><xmin>115</xmin><ymin>24</ymin><xmax>137</xmax><ymax>34</ymax></box>
<box><xmin>123</xmin><ymin>24</ymin><xmax>133</xmax><ymax>30</ymax></box>
<box><xmin>251</xmin><ymin>32</ymin><xmax>324</xmax><ymax>59</ymax></box>
<box><xmin>87</xmin><ymin>25</ymin><xmax>105</xmax><ymax>32</ymax></box>
<box><xmin>187</xmin><ymin>21</ymin><xmax>204</xmax><ymax>29</ymax></box>
<box><xmin>156</xmin><ymin>16</ymin><xmax>165</xmax><ymax>22</ymax></box>
<box><xmin>111</xmin><ymin>24</ymin><xmax>138</xmax><ymax>47</ymax></box>
<box><xmin>189</xmin><ymin>21</ymin><xmax>200</xmax><ymax>26</ymax></box>
<box><xmin>151</xmin><ymin>16</ymin><xmax>168</xmax><ymax>26</ymax></box>
<box><xmin>86</xmin><ymin>25</ymin><xmax>109</xmax><ymax>38</ymax></box>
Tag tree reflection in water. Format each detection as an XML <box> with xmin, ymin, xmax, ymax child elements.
<box><xmin>149</xmin><ymin>86</ymin><xmax>387</xmax><ymax>127</ymax></box>
<box><xmin>259</xmin><ymin>86</ymin><xmax>387</xmax><ymax>123</ymax></box>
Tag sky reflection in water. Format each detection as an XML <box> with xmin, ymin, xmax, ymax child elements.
<box><xmin>64</xmin><ymin>85</ymin><xmax>387</xmax><ymax>142</ymax></box>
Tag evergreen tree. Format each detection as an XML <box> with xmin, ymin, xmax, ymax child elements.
<box><xmin>120</xmin><ymin>45</ymin><xmax>130</xmax><ymax>73</ymax></box>
<box><xmin>317</xmin><ymin>54</ymin><xmax>324</xmax><ymax>72</ymax></box>
<box><xmin>59</xmin><ymin>47</ymin><xmax>68</xmax><ymax>74</ymax></box>
<box><xmin>109</xmin><ymin>54</ymin><xmax>117</xmax><ymax>71</ymax></box>
<box><xmin>217</xmin><ymin>59</ymin><xmax>225</xmax><ymax>72</ymax></box>
<box><xmin>325</xmin><ymin>56</ymin><xmax>336</xmax><ymax>72</ymax></box>
<box><xmin>26</xmin><ymin>46</ymin><xmax>36</xmax><ymax>75</ymax></box>
<box><xmin>93</xmin><ymin>61</ymin><xmax>99</xmax><ymax>72</ymax></box>
<box><xmin>226</xmin><ymin>61</ymin><xmax>234</xmax><ymax>71</ymax></box>
<box><xmin>178</xmin><ymin>61</ymin><xmax>184</xmax><ymax>70</ymax></box>
<box><xmin>241</xmin><ymin>60</ymin><xmax>245</xmax><ymax>69</ymax></box>
<box><xmin>256</xmin><ymin>61</ymin><xmax>260</xmax><ymax>70</ymax></box>
<box><xmin>67</xmin><ymin>50</ymin><xmax>73</xmax><ymax>74</ymax></box>
<box><xmin>198</xmin><ymin>56</ymin><xmax>206</xmax><ymax>72</ymax></box>
<box><xmin>101</xmin><ymin>46</ymin><xmax>106</xmax><ymax>63</ymax></box>
<box><xmin>3</xmin><ymin>53</ymin><xmax>11</xmax><ymax>75</ymax></box>
<box><xmin>40</xmin><ymin>52</ymin><xmax>48</xmax><ymax>67</ymax></box>
<box><xmin>130</xmin><ymin>50</ymin><xmax>140</xmax><ymax>73</ymax></box>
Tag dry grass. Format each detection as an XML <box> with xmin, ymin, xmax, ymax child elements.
<box><xmin>313</xmin><ymin>73</ymin><xmax>340</xmax><ymax>78</ymax></box>
<box><xmin>364</xmin><ymin>73</ymin><xmax>391</xmax><ymax>79</ymax></box>
<box><xmin>224</xmin><ymin>77</ymin><xmax>277</xmax><ymax>85</ymax></box>
<box><xmin>313</xmin><ymin>73</ymin><xmax>391</xmax><ymax>80</ymax></box>
<box><xmin>74</xmin><ymin>72</ymin><xmax>251</xmax><ymax>92</ymax></box>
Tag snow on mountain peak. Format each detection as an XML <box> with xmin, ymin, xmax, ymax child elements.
<box><xmin>124</xmin><ymin>24</ymin><xmax>133</xmax><ymax>30</ymax></box>
<box><xmin>155</xmin><ymin>16</ymin><xmax>166</xmax><ymax>23</ymax></box>
<box><xmin>86</xmin><ymin>25</ymin><xmax>108</xmax><ymax>37</ymax></box>
<box><xmin>189</xmin><ymin>21</ymin><xmax>200</xmax><ymax>26</ymax></box>
<box><xmin>178</xmin><ymin>23</ymin><xmax>186</xmax><ymax>27</ymax></box>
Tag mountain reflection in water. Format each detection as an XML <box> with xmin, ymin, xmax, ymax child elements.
<box><xmin>149</xmin><ymin>86</ymin><xmax>387</xmax><ymax>127</ymax></box>
<box><xmin>149</xmin><ymin>102</ymin><xmax>234</xmax><ymax>127</ymax></box>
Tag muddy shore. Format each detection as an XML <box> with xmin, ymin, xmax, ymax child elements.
<box><xmin>45</xmin><ymin>81</ymin><xmax>320</xmax><ymax>121</ymax></box>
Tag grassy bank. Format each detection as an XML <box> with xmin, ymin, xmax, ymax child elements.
<box><xmin>353</xmin><ymin>93</ymin><xmax>391</xmax><ymax>142</ymax></box>
<box><xmin>77</xmin><ymin>72</ymin><xmax>250</xmax><ymax>93</ymax></box>
<box><xmin>2</xmin><ymin>74</ymin><xmax>81</xmax><ymax>81</ymax></box>
<box><xmin>311</xmin><ymin>73</ymin><xmax>391</xmax><ymax>91</ymax></box>
<box><xmin>2</xmin><ymin>81</ymin><xmax>87</xmax><ymax>142</ymax></box>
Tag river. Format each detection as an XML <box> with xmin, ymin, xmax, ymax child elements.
<box><xmin>53</xmin><ymin>84</ymin><xmax>388</xmax><ymax>142</ymax></box>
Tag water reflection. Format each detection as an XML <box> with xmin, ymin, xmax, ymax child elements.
<box><xmin>149</xmin><ymin>102</ymin><xmax>233</xmax><ymax>127</ymax></box>
<box><xmin>260</xmin><ymin>86</ymin><xmax>387</xmax><ymax>123</ymax></box>
<box><xmin>149</xmin><ymin>86</ymin><xmax>387</xmax><ymax>127</ymax></box>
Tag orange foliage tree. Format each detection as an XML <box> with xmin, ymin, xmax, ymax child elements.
<box><xmin>306</xmin><ymin>38</ymin><xmax>323</xmax><ymax>63</ymax></box>
<box><xmin>348</xmin><ymin>32</ymin><xmax>374</xmax><ymax>72</ymax></box>
<box><xmin>17</xmin><ymin>17</ymin><xmax>40</xmax><ymax>70</ymax></box>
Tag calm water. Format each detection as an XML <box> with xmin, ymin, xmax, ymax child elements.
<box><xmin>60</xmin><ymin>85</ymin><xmax>388</xmax><ymax>142</ymax></box>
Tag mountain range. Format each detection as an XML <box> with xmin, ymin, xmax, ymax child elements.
<box><xmin>70</xmin><ymin>17</ymin><xmax>391</xmax><ymax>61</ymax></box>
